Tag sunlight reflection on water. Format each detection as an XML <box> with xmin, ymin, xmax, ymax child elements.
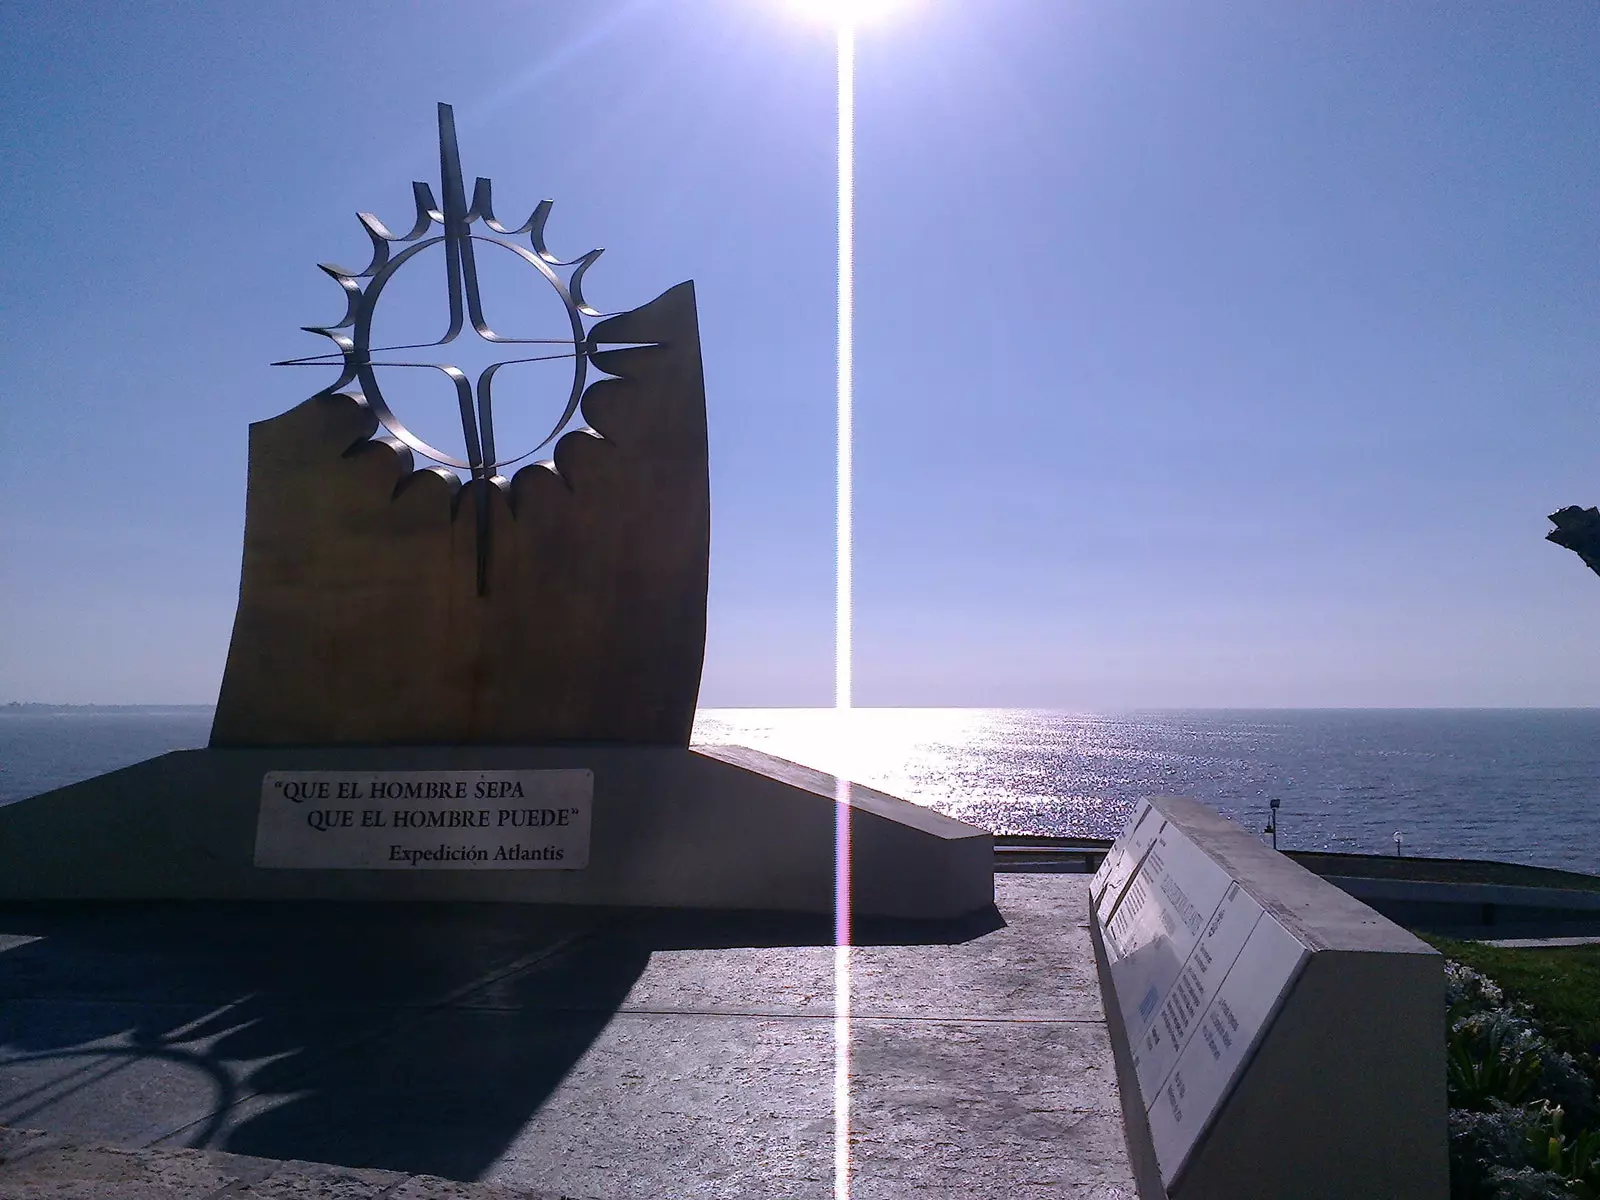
<box><xmin>691</xmin><ymin>708</ymin><xmax>1600</xmax><ymax>874</ymax></box>
<box><xmin>692</xmin><ymin>708</ymin><xmax>1156</xmax><ymax>838</ymax></box>
<box><xmin>2</xmin><ymin>707</ymin><xmax>1595</xmax><ymax>874</ymax></box>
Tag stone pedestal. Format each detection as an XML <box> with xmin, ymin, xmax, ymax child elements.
<box><xmin>0</xmin><ymin>744</ymin><xmax>992</xmax><ymax>920</ymax></box>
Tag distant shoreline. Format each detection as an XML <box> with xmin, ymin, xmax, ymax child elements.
<box><xmin>4</xmin><ymin>703</ymin><xmax>1600</xmax><ymax>714</ymax></box>
<box><xmin>0</xmin><ymin>703</ymin><xmax>215</xmax><ymax>714</ymax></box>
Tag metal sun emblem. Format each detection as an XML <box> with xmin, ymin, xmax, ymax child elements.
<box><xmin>277</xmin><ymin>102</ymin><xmax>611</xmax><ymax>596</ymax></box>
<box><xmin>277</xmin><ymin>101</ymin><xmax>604</xmax><ymax>484</ymax></box>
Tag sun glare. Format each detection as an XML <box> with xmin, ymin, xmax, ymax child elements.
<box><xmin>787</xmin><ymin>0</ymin><xmax>912</xmax><ymax>25</ymax></box>
<box><xmin>833</xmin><ymin>27</ymin><xmax>855</xmax><ymax>1193</ymax></box>
<box><xmin>779</xmin><ymin>4</ymin><xmax>916</xmax><ymax>1193</ymax></box>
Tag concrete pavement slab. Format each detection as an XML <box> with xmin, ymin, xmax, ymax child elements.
<box><xmin>0</xmin><ymin>876</ymin><xmax>1135</xmax><ymax>1197</ymax></box>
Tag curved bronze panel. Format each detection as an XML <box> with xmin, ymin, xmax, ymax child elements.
<box><xmin>210</xmin><ymin>281</ymin><xmax>708</xmax><ymax>747</ymax></box>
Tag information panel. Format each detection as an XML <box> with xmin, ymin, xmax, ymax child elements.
<box><xmin>1104</xmin><ymin>825</ymin><xmax>1239</xmax><ymax>1074</ymax></box>
<box><xmin>1091</xmin><ymin>799</ymin><xmax>1160</xmax><ymax>918</ymax></box>
<box><xmin>1143</xmin><ymin>908</ymin><xmax>1305</xmax><ymax>1181</ymax></box>
<box><xmin>254</xmin><ymin>770</ymin><xmax>593</xmax><ymax>870</ymax></box>
<box><xmin>1095</xmin><ymin>803</ymin><xmax>1308</xmax><ymax>1188</ymax></box>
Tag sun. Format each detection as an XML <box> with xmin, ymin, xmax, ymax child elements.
<box><xmin>785</xmin><ymin>0</ymin><xmax>913</xmax><ymax>24</ymax></box>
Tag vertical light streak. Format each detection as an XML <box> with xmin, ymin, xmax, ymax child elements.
<box><xmin>833</xmin><ymin>785</ymin><xmax>853</xmax><ymax>1200</ymax></box>
<box><xmin>836</xmin><ymin>23</ymin><xmax>855</xmax><ymax>717</ymax></box>
<box><xmin>833</xmin><ymin>21</ymin><xmax>856</xmax><ymax>1200</ymax></box>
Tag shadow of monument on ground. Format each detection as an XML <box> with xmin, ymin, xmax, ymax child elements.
<box><xmin>0</xmin><ymin>901</ymin><xmax>1003</xmax><ymax>1180</ymax></box>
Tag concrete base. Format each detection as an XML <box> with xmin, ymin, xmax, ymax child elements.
<box><xmin>0</xmin><ymin>744</ymin><xmax>992</xmax><ymax>920</ymax></box>
<box><xmin>0</xmin><ymin>875</ymin><xmax>1134</xmax><ymax>1198</ymax></box>
<box><xmin>1093</xmin><ymin>796</ymin><xmax>1447</xmax><ymax>1200</ymax></box>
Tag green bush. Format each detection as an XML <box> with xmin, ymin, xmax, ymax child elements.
<box><xmin>1448</xmin><ymin>1018</ymin><xmax>1543</xmax><ymax>1111</ymax></box>
<box><xmin>1441</xmin><ymin>957</ymin><xmax>1600</xmax><ymax>1200</ymax></box>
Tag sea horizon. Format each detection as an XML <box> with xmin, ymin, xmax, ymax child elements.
<box><xmin>6</xmin><ymin>707</ymin><xmax>1597</xmax><ymax>873</ymax></box>
<box><xmin>6</xmin><ymin>702</ymin><xmax>1599</xmax><ymax>713</ymax></box>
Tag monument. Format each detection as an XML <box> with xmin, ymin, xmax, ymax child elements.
<box><xmin>0</xmin><ymin>103</ymin><xmax>993</xmax><ymax>920</ymax></box>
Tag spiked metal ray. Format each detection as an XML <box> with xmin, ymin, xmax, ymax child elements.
<box><xmin>276</xmin><ymin>103</ymin><xmax>616</xmax><ymax>595</ymax></box>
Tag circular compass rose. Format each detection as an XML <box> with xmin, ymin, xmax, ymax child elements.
<box><xmin>277</xmin><ymin>103</ymin><xmax>608</xmax><ymax>593</ymax></box>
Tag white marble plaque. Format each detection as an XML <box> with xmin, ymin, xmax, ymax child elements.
<box><xmin>1093</xmin><ymin>799</ymin><xmax>1164</xmax><ymax>921</ymax></box>
<box><xmin>1129</xmin><ymin>881</ymin><xmax>1267</xmax><ymax>1098</ymax></box>
<box><xmin>254</xmin><ymin>770</ymin><xmax>593</xmax><ymax>869</ymax></box>
<box><xmin>1102</xmin><ymin>824</ymin><xmax>1238</xmax><ymax>1046</ymax></box>
<box><xmin>1094</xmin><ymin>804</ymin><xmax>1311</xmax><ymax>1190</ymax></box>
<box><xmin>1144</xmin><ymin>909</ymin><xmax>1307</xmax><ymax>1186</ymax></box>
<box><xmin>1090</xmin><ymin>799</ymin><xmax>1147</xmax><ymax>907</ymax></box>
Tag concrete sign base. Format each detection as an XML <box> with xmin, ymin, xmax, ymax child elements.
<box><xmin>0</xmin><ymin>745</ymin><xmax>992</xmax><ymax>920</ymax></box>
<box><xmin>1091</xmin><ymin>794</ymin><xmax>1447</xmax><ymax>1200</ymax></box>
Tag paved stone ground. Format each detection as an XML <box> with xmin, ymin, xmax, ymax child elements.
<box><xmin>0</xmin><ymin>876</ymin><xmax>1134</xmax><ymax>1199</ymax></box>
<box><xmin>0</xmin><ymin>1127</ymin><xmax>564</xmax><ymax>1199</ymax></box>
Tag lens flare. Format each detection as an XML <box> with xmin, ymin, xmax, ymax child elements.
<box><xmin>834</xmin><ymin>25</ymin><xmax>855</xmax><ymax>1200</ymax></box>
<box><xmin>836</xmin><ymin>26</ymin><xmax>854</xmax><ymax>718</ymax></box>
<box><xmin>788</xmin><ymin>0</ymin><xmax>911</xmax><ymax>25</ymax></box>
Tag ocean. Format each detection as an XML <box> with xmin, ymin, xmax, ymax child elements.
<box><xmin>2</xmin><ymin>707</ymin><xmax>1597</xmax><ymax>876</ymax></box>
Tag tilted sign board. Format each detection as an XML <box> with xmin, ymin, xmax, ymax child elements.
<box><xmin>1095</xmin><ymin>803</ymin><xmax>1309</xmax><ymax>1189</ymax></box>
<box><xmin>255</xmin><ymin>770</ymin><xmax>593</xmax><ymax>870</ymax></box>
<box><xmin>1090</xmin><ymin>798</ymin><xmax>1158</xmax><ymax>920</ymax></box>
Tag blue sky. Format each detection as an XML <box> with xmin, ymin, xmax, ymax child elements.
<box><xmin>1</xmin><ymin>1</ymin><xmax>1596</xmax><ymax>707</ymax></box>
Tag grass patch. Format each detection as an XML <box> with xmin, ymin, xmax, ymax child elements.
<box><xmin>1422</xmin><ymin>934</ymin><xmax>1600</xmax><ymax>1068</ymax></box>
